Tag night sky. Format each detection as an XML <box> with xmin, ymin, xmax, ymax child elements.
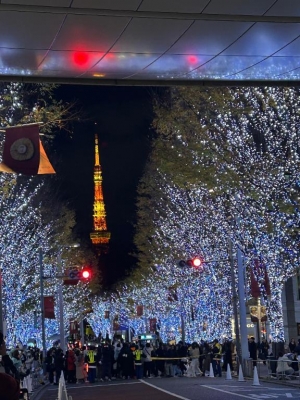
<box><xmin>53</xmin><ymin>85</ymin><xmax>157</xmax><ymax>287</ymax></box>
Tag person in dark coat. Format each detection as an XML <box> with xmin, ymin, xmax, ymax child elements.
<box><xmin>165</xmin><ymin>344</ymin><xmax>177</xmax><ymax>377</ymax></box>
<box><xmin>248</xmin><ymin>337</ymin><xmax>257</xmax><ymax>367</ymax></box>
<box><xmin>293</xmin><ymin>339</ymin><xmax>300</xmax><ymax>355</ymax></box>
<box><xmin>46</xmin><ymin>348</ymin><xmax>55</xmax><ymax>384</ymax></box>
<box><xmin>259</xmin><ymin>338</ymin><xmax>269</xmax><ymax>365</ymax></box>
<box><xmin>222</xmin><ymin>338</ymin><xmax>233</xmax><ymax>372</ymax></box>
<box><xmin>101</xmin><ymin>340</ymin><xmax>114</xmax><ymax>381</ymax></box>
<box><xmin>177</xmin><ymin>342</ymin><xmax>188</xmax><ymax>376</ymax></box>
<box><xmin>156</xmin><ymin>343</ymin><xmax>166</xmax><ymax>377</ymax></box>
<box><xmin>118</xmin><ymin>343</ymin><xmax>134</xmax><ymax>379</ymax></box>
<box><xmin>54</xmin><ymin>349</ymin><xmax>65</xmax><ymax>384</ymax></box>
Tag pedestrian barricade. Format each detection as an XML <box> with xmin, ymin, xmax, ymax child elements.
<box><xmin>245</xmin><ymin>357</ymin><xmax>300</xmax><ymax>385</ymax></box>
<box><xmin>20</xmin><ymin>365</ymin><xmax>46</xmax><ymax>397</ymax></box>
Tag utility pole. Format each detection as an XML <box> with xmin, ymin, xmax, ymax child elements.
<box><xmin>80</xmin><ymin>316</ymin><xmax>85</xmax><ymax>347</ymax></box>
<box><xmin>57</xmin><ymin>251</ymin><xmax>65</xmax><ymax>353</ymax></box>
<box><xmin>39</xmin><ymin>248</ymin><xmax>46</xmax><ymax>359</ymax></box>
<box><xmin>181</xmin><ymin>314</ymin><xmax>185</xmax><ymax>343</ymax></box>
<box><xmin>229</xmin><ymin>239</ymin><xmax>242</xmax><ymax>370</ymax></box>
<box><xmin>237</xmin><ymin>247</ymin><xmax>249</xmax><ymax>363</ymax></box>
<box><xmin>0</xmin><ymin>267</ymin><xmax>3</xmax><ymax>335</ymax></box>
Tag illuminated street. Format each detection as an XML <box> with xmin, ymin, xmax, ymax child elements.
<box><xmin>35</xmin><ymin>377</ymin><xmax>300</xmax><ymax>400</ymax></box>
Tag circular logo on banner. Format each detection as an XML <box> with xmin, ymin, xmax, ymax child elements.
<box><xmin>10</xmin><ymin>138</ymin><xmax>35</xmax><ymax>161</ymax></box>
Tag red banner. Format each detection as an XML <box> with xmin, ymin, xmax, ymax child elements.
<box><xmin>149</xmin><ymin>318</ymin><xmax>156</xmax><ymax>332</ymax></box>
<box><xmin>113</xmin><ymin>321</ymin><xmax>120</xmax><ymax>330</ymax></box>
<box><xmin>136</xmin><ymin>305</ymin><xmax>143</xmax><ymax>316</ymax></box>
<box><xmin>250</xmin><ymin>267</ymin><xmax>260</xmax><ymax>298</ymax></box>
<box><xmin>251</xmin><ymin>259</ymin><xmax>271</xmax><ymax>297</ymax></box>
<box><xmin>43</xmin><ymin>296</ymin><xmax>55</xmax><ymax>319</ymax></box>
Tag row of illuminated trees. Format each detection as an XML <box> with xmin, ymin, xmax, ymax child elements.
<box><xmin>0</xmin><ymin>82</ymin><xmax>98</xmax><ymax>349</ymax></box>
<box><xmin>87</xmin><ymin>86</ymin><xmax>300</xmax><ymax>344</ymax></box>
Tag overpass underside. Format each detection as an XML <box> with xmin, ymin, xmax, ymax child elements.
<box><xmin>0</xmin><ymin>1</ymin><xmax>300</xmax><ymax>86</ymax></box>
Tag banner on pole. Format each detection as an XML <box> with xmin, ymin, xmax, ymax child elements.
<box><xmin>43</xmin><ymin>296</ymin><xmax>55</xmax><ymax>319</ymax></box>
<box><xmin>136</xmin><ymin>305</ymin><xmax>143</xmax><ymax>316</ymax></box>
<box><xmin>149</xmin><ymin>318</ymin><xmax>156</xmax><ymax>332</ymax></box>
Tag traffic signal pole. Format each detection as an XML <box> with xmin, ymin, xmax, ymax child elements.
<box><xmin>39</xmin><ymin>248</ymin><xmax>46</xmax><ymax>359</ymax></box>
<box><xmin>0</xmin><ymin>267</ymin><xmax>4</xmax><ymax>336</ymax></box>
<box><xmin>57</xmin><ymin>251</ymin><xmax>66</xmax><ymax>353</ymax></box>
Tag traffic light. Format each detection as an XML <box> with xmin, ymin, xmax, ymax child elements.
<box><xmin>178</xmin><ymin>257</ymin><xmax>204</xmax><ymax>271</ymax></box>
<box><xmin>80</xmin><ymin>267</ymin><xmax>92</xmax><ymax>280</ymax></box>
<box><xmin>64</xmin><ymin>267</ymin><xmax>92</xmax><ymax>285</ymax></box>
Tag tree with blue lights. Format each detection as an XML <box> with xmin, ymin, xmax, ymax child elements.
<box><xmin>0</xmin><ymin>82</ymin><xmax>95</xmax><ymax>348</ymax></box>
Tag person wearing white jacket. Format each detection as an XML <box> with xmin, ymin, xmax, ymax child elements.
<box><xmin>188</xmin><ymin>343</ymin><xmax>201</xmax><ymax>377</ymax></box>
<box><xmin>142</xmin><ymin>343</ymin><xmax>153</xmax><ymax>378</ymax></box>
<box><xmin>276</xmin><ymin>352</ymin><xmax>294</xmax><ymax>378</ymax></box>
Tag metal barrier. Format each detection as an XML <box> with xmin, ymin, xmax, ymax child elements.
<box><xmin>244</xmin><ymin>357</ymin><xmax>300</xmax><ymax>384</ymax></box>
<box><xmin>21</xmin><ymin>365</ymin><xmax>46</xmax><ymax>396</ymax></box>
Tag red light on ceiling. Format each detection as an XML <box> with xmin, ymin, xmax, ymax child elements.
<box><xmin>105</xmin><ymin>53</ymin><xmax>115</xmax><ymax>60</ymax></box>
<box><xmin>73</xmin><ymin>51</ymin><xmax>89</xmax><ymax>66</ymax></box>
<box><xmin>187</xmin><ymin>55</ymin><xmax>198</xmax><ymax>64</ymax></box>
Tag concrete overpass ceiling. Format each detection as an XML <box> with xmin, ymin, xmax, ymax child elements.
<box><xmin>0</xmin><ymin>0</ymin><xmax>299</xmax><ymax>85</ymax></box>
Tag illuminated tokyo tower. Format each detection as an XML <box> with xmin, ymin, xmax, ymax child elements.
<box><xmin>90</xmin><ymin>134</ymin><xmax>111</xmax><ymax>253</ymax></box>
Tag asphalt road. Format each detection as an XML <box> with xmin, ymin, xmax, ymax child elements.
<box><xmin>34</xmin><ymin>377</ymin><xmax>300</xmax><ymax>400</ymax></box>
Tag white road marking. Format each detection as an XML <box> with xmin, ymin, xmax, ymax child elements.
<box><xmin>202</xmin><ymin>387</ymin><xmax>298</xmax><ymax>399</ymax></box>
<box><xmin>141</xmin><ymin>379</ymin><xmax>191</xmax><ymax>400</ymax></box>
<box><xmin>202</xmin><ymin>385</ymin><xmax>274</xmax><ymax>399</ymax></box>
<box><xmin>48</xmin><ymin>381</ymin><xmax>142</xmax><ymax>390</ymax></box>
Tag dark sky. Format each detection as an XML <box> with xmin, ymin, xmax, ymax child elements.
<box><xmin>53</xmin><ymin>85</ymin><xmax>156</xmax><ymax>286</ymax></box>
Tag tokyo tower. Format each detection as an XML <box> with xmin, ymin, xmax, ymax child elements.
<box><xmin>90</xmin><ymin>134</ymin><xmax>110</xmax><ymax>253</ymax></box>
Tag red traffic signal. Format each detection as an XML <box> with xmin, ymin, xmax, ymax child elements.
<box><xmin>179</xmin><ymin>257</ymin><xmax>204</xmax><ymax>271</ymax></box>
<box><xmin>192</xmin><ymin>258</ymin><xmax>202</xmax><ymax>267</ymax></box>
<box><xmin>64</xmin><ymin>267</ymin><xmax>92</xmax><ymax>285</ymax></box>
<box><xmin>80</xmin><ymin>267</ymin><xmax>92</xmax><ymax>280</ymax></box>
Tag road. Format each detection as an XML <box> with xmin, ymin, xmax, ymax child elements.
<box><xmin>33</xmin><ymin>376</ymin><xmax>300</xmax><ymax>400</ymax></box>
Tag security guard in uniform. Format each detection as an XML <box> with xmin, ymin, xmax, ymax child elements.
<box><xmin>132</xmin><ymin>344</ymin><xmax>143</xmax><ymax>379</ymax></box>
<box><xmin>212</xmin><ymin>339</ymin><xmax>223</xmax><ymax>377</ymax></box>
<box><xmin>85</xmin><ymin>345</ymin><xmax>97</xmax><ymax>383</ymax></box>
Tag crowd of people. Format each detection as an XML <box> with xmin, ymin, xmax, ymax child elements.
<box><xmin>2</xmin><ymin>330</ymin><xmax>300</xmax><ymax>399</ymax></box>
<box><xmin>53</xmin><ymin>337</ymin><xmax>237</xmax><ymax>382</ymax></box>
